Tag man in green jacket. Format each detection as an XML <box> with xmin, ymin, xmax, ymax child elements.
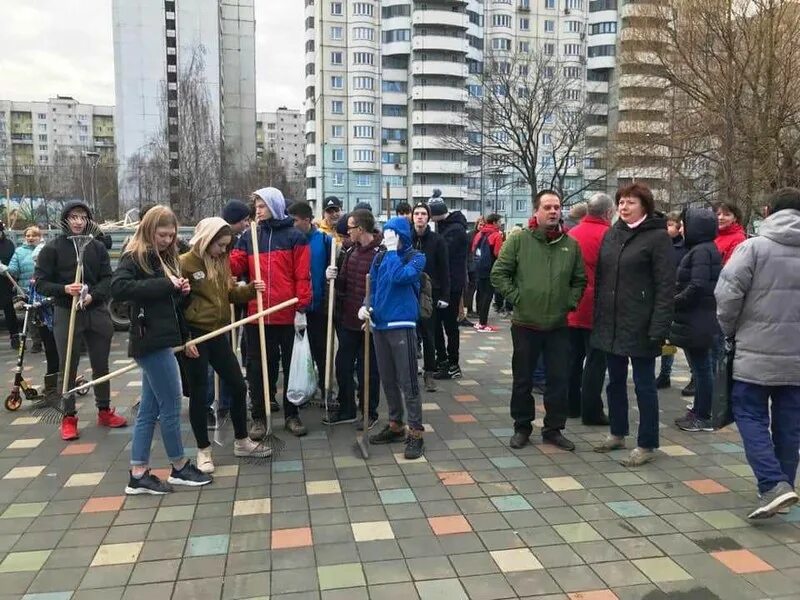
<box><xmin>491</xmin><ymin>190</ymin><xmax>587</xmax><ymax>451</ymax></box>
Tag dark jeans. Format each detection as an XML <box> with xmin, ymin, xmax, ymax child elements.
<box><xmin>2</xmin><ymin>298</ymin><xmax>19</xmax><ymax>337</ymax></box>
<box><xmin>710</xmin><ymin>331</ymin><xmax>725</xmax><ymax>377</ymax></box>
<box><xmin>732</xmin><ymin>381</ymin><xmax>800</xmax><ymax>494</ymax></box>
<box><xmin>306</xmin><ymin>310</ymin><xmax>328</xmax><ymax>395</ymax></box>
<box><xmin>684</xmin><ymin>346</ymin><xmax>713</xmax><ymax>419</ymax></box>
<box><xmin>510</xmin><ymin>325</ymin><xmax>570</xmax><ymax>437</ymax></box>
<box><xmin>418</xmin><ymin>314</ymin><xmax>438</xmax><ymax>372</ymax></box>
<box><xmin>606</xmin><ymin>353</ymin><xmax>659</xmax><ymax>449</ymax></box>
<box><xmin>567</xmin><ymin>328</ymin><xmax>607</xmax><ymax>421</ymax></box>
<box><xmin>435</xmin><ymin>290</ymin><xmax>462</xmax><ymax>367</ymax></box>
<box><xmin>184</xmin><ymin>329</ymin><xmax>248</xmax><ymax>449</ymax></box>
<box><xmin>532</xmin><ymin>356</ymin><xmax>546</xmax><ymax>386</ymax></box>
<box><xmin>476</xmin><ymin>278</ymin><xmax>494</xmax><ymax>326</ymax></box>
<box><xmin>658</xmin><ymin>354</ymin><xmax>674</xmax><ymax>378</ymax></box>
<box><xmin>463</xmin><ymin>272</ymin><xmax>476</xmax><ymax>314</ymax></box>
<box><xmin>245</xmin><ymin>323</ymin><xmax>298</xmax><ymax>420</ymax></box>
<box><xmin>53</xmin><ymin>305</ymin><xmax>113</xmax><ymax>415</ymax></box>
<box><xmin>39</xmin><ymin>325</ymin><xmax>60</xmax><ymax>375</ymax></box>
<box><xmin>334</xmin><ymin>325</ymin><xmax>380</xmax><ymax>419</ymax></box>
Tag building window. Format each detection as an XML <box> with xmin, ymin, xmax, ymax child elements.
<box><xmin>353</xmin><ymin>149</ymin><xmax>375</xmax><ymax>162</ymax></box>
<box><xmin>352</xmin><ymin>2</ymin><xmax>374</xmax><ymax>16</ymax></box>
<box><xmin>382</xmin><ymin>4</ymin><xmax>410</xmax><ymax>17</ymax></box>
<box><xmin>331</xmin><ymin>1</ymin><xmax>342</xmax><ymax>15</ymax></box>
<box><xmin>331</xmin><ymin>75</ymin><xmax>343</xmax><ymax>89</ymax></box>
<box><xmin>39</xmin><ymin>144</ymin><xmax>48</xmax><ymax>151</ymax></box>
<box><xmin>588</xmin><ymin>44</ymin><xmax>616</xmax><ymax>57</ymax></box>
<box><xmin>563</xmin><ymin>66</ymin><xmax>582</xmax><ymax>79</ymax></box>
<box><xmin>330</xmin><ymin>26</ymin><xmax>343</xmax><ymax>39</ymax></box>
<box><xmin>331</xmin><ymin>125</ymin><xmax>344</xmax><ymax>137</ymax></box>
<box><xmin>545</xmin><ymin>0</ymin><xmax>555</xmax><ymax>7</ymax></box>
<box><xmin>332</xmin><ymin>148</ymin><xmax>344</xmax><ymax>162</ymax></box>
<box><xmin>353</xmin><ymin>76</ymin><xmax>374</xmax><ymax>90</ymax></box>
<box><xmin>492</xmin><ymin>14</ymin><xmax>511</xmax><ymax>27</ymax></box>
<box><xmin>564</xmin><ymin>20</ymin><xmax>582</xmax><ymax>33</ymax></box>
<box><xmin>382</xmin><ymin>152</ymin><xmax>407</xmax><ymax>164</ymax></box>
<box><xmin>589</xmin><ymin>21</ymin><xmax>617</xmax><ymax>34</ymax></box>
<box><xmin>355</xmin><ymin>174</ymin><xmax>372</xmax><ymax>187</ymax></box>
<box><xmin>37</xmin><ymin>113</ymin><xmax>46</xmax><ymax>119</ymax></box>
<box><xmin>382</xmin><ymin>29</ymin><xmax>411</xmax><ymax>43</ymax></box>
<box><xmin>382</xmin><ymin>80</ymin><xmax>407</xmax><ymax>93</ymax></box>
<box><xmin>331</xmin><ymin>51</ymin><xmax>343</xmax><ymax>65</ymax></box>
<box><xmin>331</xmin><ymin>100</ymin><xmax>344</xmax><ymax>114</ymax></box>
<box><xmin>354</xmin><ymin>125</ymin><xmax>374</xmax><ymax>138</ymax></box>
<box><xmin>382</xmin><ymin>128</ymin><xmax>406</xmax><ymax>142</ymax></box>
<box><xmin>383</xmin><ymin>175</ymin><xmax>406</xmax><ymax>187</ymax></box>
<box><xmin>519</xmin><ymin>18</ymin><xmax>530</xmax><ymax>30</ymax></box>
<box><xmin>353</xmin><ymin>27</ymin><xmax>374</xmax><ymax>41</ymax></box>
<box><xmin>564</xmin><ymin>43</ymin><xmax>581</xmax><ymax>56</ymax></box>
<box><xmin>353</xmin><ymin>101</ymin><xmax>374</xmax><ymax>114</ymax></box>
<box><xmin>543</xmin><ymin>42</ymin><xmax>555</xmax><ymax>55</ymax></box>
<box><xmin>566</xmin><ymin>0</ymin><xmax>583</xmax><ymax>8</ymax></box>
<box><xmin>382</xmin><ymin>104</ymin><xmax>407</xmax><ymax>117</ymax></box>
<box><xmin>564</xmin><ymin>89</ymin><xmax>581</xmax><ymax>101</ymax></box>
<box><xmin>38</xmin><ymin>134</ymin><xmax>47</xmax><ymax>142</ymax></box>
<box><xmin>544</xmin><ymin>19</ymin><xmax>554</xmax><ymax>33</ymax></box>
<box><xmin>353</xmin><ymin>52</ymin><xmax>374</xmax><ymax>65</ymax></box>
<box><xmin>38</xmin><ymin>124</ymin><xmax>47</xmax><ymax>131</ymax></box>
<box><xmin>518</xmin><ymin>41</ymin><xmax>530</xmax><ymax>53</ymax></box>
<box><xmin>491</xmin><ymin>37</ymin><xmax>512</xmax><ymax>50</ymax></box>
<box><xmin>333</xmin><ymin>172</ymin><xmax>345</xmax><ymax>186</ymax></box>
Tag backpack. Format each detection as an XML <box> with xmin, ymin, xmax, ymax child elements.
<box><xmin>373</xmin><ymin>249</ymin><xmax>433</xmax><ymax>319</ymax></box>
<box><xmin>473</xmin><ymin>232</ymin><xmax>496</xmax><ymax>279</ymax></box>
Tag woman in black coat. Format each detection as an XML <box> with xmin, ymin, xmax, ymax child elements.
<box><xmin>592</xmin><ymin>183</ymin><xmax>675</xmax><ymax>466</ymax></box>
<box><xmin>0</xmin><ymin>223</ymin><xmax>19</xmax><ymax>348</ymax></box>
<box><xmin>669</xmin><ymin>208</ymin><xmax>721</xmax><ymax>432</ymax></box>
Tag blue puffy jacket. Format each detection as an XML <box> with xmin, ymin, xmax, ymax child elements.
<box><xmin>369</xmin><ymin>217</ymin><xmax>426</xmax><ymax>331</ymax></box>
<box><xmin>307</xmin><ymin>226</ymin><xmax>332</xmax><ymax>313</ymax></box>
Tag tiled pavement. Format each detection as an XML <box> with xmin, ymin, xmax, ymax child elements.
<box><xmin>1</xmin><ymin>321</ymin><xmax>800</xmax><ymax>600</ymax></box>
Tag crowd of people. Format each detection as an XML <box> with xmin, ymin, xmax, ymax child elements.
<box><xmin>4</xmin><ymin>182</ymin><xmax>799</xmax><ymax>518</ymax></box>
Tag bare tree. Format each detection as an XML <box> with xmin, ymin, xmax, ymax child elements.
<box><xmin>444</xmin><ymin>49</ymin><xmax>603</xmax><ymax>205</ymax></box>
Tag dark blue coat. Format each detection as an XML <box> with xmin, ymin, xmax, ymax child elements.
<box><xmin>670</xmin><ymin>208</ymin><xmax>722</xmax><ymax>349</ymax></box>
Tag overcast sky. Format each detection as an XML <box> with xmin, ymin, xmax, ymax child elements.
<box><xmin>0</xmin><ymin>1</ymin><xmax>305</xmax><ymax>113</ymax></box>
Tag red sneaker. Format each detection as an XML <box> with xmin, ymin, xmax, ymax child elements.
<box><xmin>97</xmin><ymin>408</ymin><xmax>128</xmax><ymax>428</ymax></box>
<box><xmin>61</xmin><ymin>415</ymin><xmax>80</xmax><ymax>441</ymax></box>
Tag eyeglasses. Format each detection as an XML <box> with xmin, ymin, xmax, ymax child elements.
<box><xmin>347</xmin><ymin>225</ymin><xmax>359</xmax><ymax>231</ymax></box>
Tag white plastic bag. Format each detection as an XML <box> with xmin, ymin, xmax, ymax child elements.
<box><xmin>287</xmin><ymin>329</ymin><xmax>317</xmax><ymax>406</ymax></box>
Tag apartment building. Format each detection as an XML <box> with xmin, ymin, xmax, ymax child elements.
<box><xmin>0</xmin><ymin>96</ymin><xmax>114</xmax><ymax>176</ymax></box>
<box><xmin>257</xmin><ymin>108</ymin><xmax>306</xmax><ymax>179</ymax></box>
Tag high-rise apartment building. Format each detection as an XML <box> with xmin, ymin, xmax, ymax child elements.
<box><xmin>257</xmin><ymin>108</ymin><xmax>306</xmax><ymax>180</ymax></box>
<box><xmin>305</xmin><ymin>0</ymin><xmax>619</xmax><ymax>221</ymax></box>
<box><xmin>112</xmin><ymin>0</ymin><xmax>256</xmax><ymax>208</ymax></box>
<box><xmin>0</xmin><ymin>96</ymin><xmax>114</xmax><ymax>174</ymax></box>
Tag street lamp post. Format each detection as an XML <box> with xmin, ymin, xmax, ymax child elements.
<box><xmin>83</xmin><ymin>151</ymin><xmax>100</xmax><ymax>218</ymax></box>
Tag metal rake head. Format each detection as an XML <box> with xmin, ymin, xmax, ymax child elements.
<box><xmin>31</xmin><ymin>395</ymin><xmax>66</xmax><ymax>424</ymax></box>
<box><xmin>241</xmin><ymin>433</ymin><xmax>286</xmax><ymax>465</ymax></box>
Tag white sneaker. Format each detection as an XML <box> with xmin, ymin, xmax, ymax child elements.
<box><xmin>234</xmin><ymin>437</ymin><xmax>272</xmax><ymax>458</ymax></box>
<box><xmin>197</xmin><ymin>447</ymin><xmax>215</xmax><ymax>474</ymax></box>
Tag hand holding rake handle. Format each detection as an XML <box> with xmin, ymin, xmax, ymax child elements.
<box><xmin>66</xmin><ymin>298</ymin><xmax>299</xmax><ymax>395</ymax></box>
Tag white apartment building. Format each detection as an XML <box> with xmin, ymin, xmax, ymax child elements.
<box><xmin>304</xmin><ymin>0</ymin><xmax>620</xmax><ymax>220</ymax></box>
<box><xmin>257</xmin><ymin>108</ymin><xmax>306</xmax><ymax>180</ymax></box>
<box><xmin>112</xmin><ymin>0</ymin><xmax>257</xmax><ymax>208</ymax></box>
<box><xmin>0</xmin><ymin>96</ymin><xmax>115</xmax><ymax>178</ymax></box>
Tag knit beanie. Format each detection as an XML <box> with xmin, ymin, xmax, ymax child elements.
<box><xmin>427</xmin><ymin>189</ymin><xmax>447</xmax><ymax>217</ymax></box>
<box><xmin>412</xmin><ymin>202</ymin><xmax>430</xmax><ymax>218</ymax></box>
<box><xmin>221</xmin><ymin>199</ymin><xmax>250</xmax><ymax>224</ymax></box>
<box><xmin>354</xmin><ymin>201</ymin><xmax>373</xmax><ymax>212</ymax></box>
<box><xmin>336</xmin><ymin>212</ymin><xmax>350</xmax><ymax>237</ymax></box>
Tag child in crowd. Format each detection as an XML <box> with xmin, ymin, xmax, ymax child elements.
<box><xmin>180</xmin><ymin>217</ymin><xmax>271</xmax><ymax>473</ymax></box>
<box><xmin>111</xmin><ymin>205</ymin><xmax>211</xmax><ymax>495</ymax></box>
<box><xmin>8</xmin><ymin>226</ymin><xmax>45</xmax><ymax>353</ymax></box>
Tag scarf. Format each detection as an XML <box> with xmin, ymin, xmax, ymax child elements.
<box><xmin>528</xmin><ymin>216</ymin><xmax>563</xmax><ymax>241</ymax></box>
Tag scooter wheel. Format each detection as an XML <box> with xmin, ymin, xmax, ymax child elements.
<box><xmin>75</xmin><ymin>376</ymin><xmax>90</xmax><ymax>396</ymax></box>
<box><xmin>4</xmin><ymin>394</ymin><xmax>22</xmax><ymax>411</ymax></box>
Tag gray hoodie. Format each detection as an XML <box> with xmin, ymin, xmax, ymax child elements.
<box><xmin>715</xmin><ymin>209</ymin><xmax>800</xmax><ymax>386</ymax></box>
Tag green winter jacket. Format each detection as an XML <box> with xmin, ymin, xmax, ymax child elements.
<box><xmin>490</xmin><ymin>227</ymin><xmax>587</xmax><ymax>330</ymax></box>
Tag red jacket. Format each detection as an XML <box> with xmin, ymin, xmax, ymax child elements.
<box><xmin>567</xmin><ymin>215</ymin><xmax>610</xmax><ymax>329</ymax></box>
<box><xmin>230</xmin><ymin>217</ymin><xmax>312</xmax><ymax>325</ymax></box>
<box><xmin>471</xmin><ymin>223</ymin><xmax>504</xmax><ymax>257</ymax></box>
<box><xmin>714</xmin><ymin>223</ymin><xmax>746</xmax><ymax>265</ymax></box>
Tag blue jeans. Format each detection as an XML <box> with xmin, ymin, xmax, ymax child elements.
<box><xmin>606</xmin><ymin>354</ymin><xmax>659</xmax><ymax>449</ymax></box>
<box><xmin>131</xmin><ymin>348</ymin><xmax>185</xmax><ymax>466</ymax></box>
<box><xmin>732</xmin><ymin>381</ymin><xmax>800</xmax><ymax>494</ymax></box>
<box><xmin>684</xmin><ymin>347</ymin><xmax>713</xmax><ymax>419</ymax></box>
<box><xmin>206</xmin><ymin>365</ymin><xmax>232</xmax><ymax>411</ymax></box>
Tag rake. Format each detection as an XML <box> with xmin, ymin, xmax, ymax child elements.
<box><xmin>310</xmin><ymin>236</ymin><xmax>339</xmax><ymax>415</ymax></box>
<box><xmin>355</xmin><ymin>274</ymin><xmax>371</xmax><ymax>459</ymax></box>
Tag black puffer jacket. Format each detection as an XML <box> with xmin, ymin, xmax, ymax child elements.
<box><xmin>111</xmin><ymin>251</ymin><xmax>187</xmax><ymax>358</ymax></box>
<box><xmin>591</xmin><ymin>213</ymin><xmax>675</xmax><ymax>357</ymax></box>
<box><xmin>412</xmin><ymin>226</ymin><xmax>450</xmax><ymax>301</ymax></box>
<box><xmin>669</xmin><ymin>208</ymin><xmax>721</xmax><ymax>349</ymax></box>
<box><xmin>437</xmin><ymin>211</ymin><xmax>469</xmax><ymax>294</ymax></box>
<box><xmin>0</xmin><ymin>235</ymin><xmax>15</xmax><ymax>304</ymax></box>
<box><xmin>34</xmin><ymin>200</ymin><xmax>112</xmax><ymax>310</ymax></box>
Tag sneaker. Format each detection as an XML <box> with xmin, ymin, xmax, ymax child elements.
<box><xmin>270</xmin><ymin>400</ymin><xmax>281</xmax><ymax>413</ymax></box>
<box><xmin>510</xmin><ymin>430</ymin><xmax>530</xmax><ymax>449</ymax></box>
<box><xmin>675</xmin><ymin>416</ymin><xmax>714</xmax><ymax>432</ymax></box>
<box><xmin>168</xmin><ymin>461</ymin><xmax>212</xmax><ymax>487</ymax></box>
<box><xmin>433</xmin><ymin>364</ymin><xmax>462</xmax><ymax>380</ymax></box>
<box><xmin>622</xmin><ymin>447</ymin><xmax>656</xmax><ymax>467</ymax></box>
<box><xmin>459</xmin><ymin>318</ymin><xmax>474</xmax><ymax>328</ymax></box>
<box><xmin>207</xmin><ymin>408</ymin><xmax>217</xmax><ymax>430</ymax></box>
<box><xmin>542</xmin><ymin>432</ymin><xmax>576</xmax><ymax>451</ymax></box>
<box><xmin>655</xmin><ymin>374</ymin><xmax>671</xmax><ymax>389</ymax></box>
<box><xmin>284</xmin><ymin>416</ymin><xmax>308</xmax><ymax>437</ymax></box>
<box><xmin>674</xmin><ymin>408</ymin><xmax>696</xmax><ymax>425</ymax></box>
<box><xmin>423</xmin><ymin>372</ymin><xmax>437</xmax><ymax>392</ymax></box>
<box><xmin>234</xmin><ymin>437</ymin><xmax>273</xmax><ymax>458</ymax></box>
<box><xmin>196</xmin><ymin>447</ymin><xmax>215</xmax><ymax>474</ymax></box>
<box><xmin>748</xmin><ymin>481</ymin><xmax>799</xmax><ymax>519</ymax></box>
<box><xmin>681</xmin><ymin>379</ymin><xmax>695</xmax><ymax>397</ymax></box>
<box><xmin>594</xmin><ymin>435</ymin><xmax>626</xmax><ymax>453</ymax></box>
<box><xmin>356</xmin><ymin>414</ymin><xmax>378</xmax><ymax>431</ymax></box>
<box><xmin>125</xmin><ymin>469</ymin><xmax>173</xmax><ymax>495</ymax></box>
<box><xmin>249</xmin><ymin>419</ymin><xmax>266</xmax><ymax>441</ymax></box>
<box><xmin>322</xmin><ymin>411</ymin><xmax>358</xmax><ymax>426</ymax></box>
<box><xmin>404</xmin><ymin>432</ymin><xmax>425</xmax><ymax>460</ymax></box>
<box><xmin>60</xmin><ymin>415</ymin><xmax>80</xmax><ymax>441</ymax></box>
<box><xmin>97</xmin><ymin>408</ymin><xmax>127</xmax><ymax>428</ymax></box>
<box><xmin>369</xmin><ymin>423</ymin><xmax>406</xmax><ymax>444</ymax></box>
<box><xmin>475</xmin><ymin>324</ymin><xmax>498</xmax><ymax>333</ymax></box>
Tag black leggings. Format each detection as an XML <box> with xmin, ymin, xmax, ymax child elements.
<box><xmin>183</xmin><ymin>328</ymin><xmax>248</xmax><ymax>449</ymax></box>
<box><xmin>39</xmin><ymin>325</ymin><xmax>60</xmax><ymax>375</ymax></box>
<box><xmin>245</xmin><ymin>323</ymin><xmax>297</xmax><ymax>420</ymax></box>
<box><xmin>476</xmin><ymin>278</ymin><xmax>494</xmax><ymax>326</ymax></box>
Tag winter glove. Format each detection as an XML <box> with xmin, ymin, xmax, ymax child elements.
<box><xmin>294</xmin><ymin>311</ymin><xmax>307</xmax><ymax>332</ymax></box>
<box><xmin>357</xmin><ymin>306</ymin><xmax>371</xmax><ymax>321</ymax></box>
<box><xmin>325</xmin><ymin>266</ymin><xmax>338</xmax><ymax>280</ymax></box>
<box><xmin>436</xmin><ymin>300</ymin><xmax>449</xmax><ymax>309</ymax></box>
<box><xmin>0</xmin><ymin>263</ymin><xmax>8</xmax><ymax>275</ymax></box>
<box><xmin>383</xmin><ymin>229</ymin><xmax>399</xmax><ymax>252</ymax></box>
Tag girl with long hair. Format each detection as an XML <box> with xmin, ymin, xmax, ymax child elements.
<box><xmin>180</xmin><ymin>217</ymin><xmax>271</xmax><ymax>473</ymax></box>
<box><xmin>111</xmin><ymin>205</ymin><xmax>212</xmax><ymax>494</ymax></box>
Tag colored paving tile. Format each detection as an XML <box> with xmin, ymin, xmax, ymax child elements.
<box><xmin>379</xmin><ymin>488</ymin><xmax>417</xmax><ymax>504</ymax></box>
<box><xmin>0</xmin><ymin>551</ymin><xmax>51</xmax><ymax>573</ymax></box>
<box><xmin>64</xmin><ymin>471</ymin><xmax>105</xmax><ymax>487</ymax></box>
<box><xmin>428</xmin><ymin>515</ymin><xmax>473</xmax><ymax>535</ymax></box>
<box><xmin>606</xmin><ymin>501</ymin><xmax>654</xmax><ymax>518</ymax></box>
<box><xmin>351</xmin><ymin>520</ymin><xmax>395</xmax><ymax>541</ymax></box>
<box><xmin>60</xmin><ymin>442</ymin><xmax>96</xmax><ymax>455</ymax></box>
<box><xmin>684</xmin><ymin>479</ymin><xmax>730</xmax><ymax>494</ymax></box>
<box><xmin>318</xmin><ymin>563</ymin><xmax>366</xmax><ymax>590</ymax></box>
<box><xmin>186</xmin><ymin>534</ymin><xmax>230</xmax><ymax>556</ymax></box>
<box><xmin>81</xmin><ymin>496</ymin><xmax>125</xmax><ymax>513</ymax></box>
<box><xmin>490</xmin><ymin>495</ymin><xmax>533</xmax><ymax>512</ymax></box>
<box><xmin>568</xmin><ymin>592</ymin><xmax>619</xmax><ymax>600</ymax></box>
<box><xmin>1</xmin><ymin>502</ymin><xmax>47</xmax><ymax>519</ymax></box>
<box><xmin>543</xmin><ymin>476</ymin><xmax>584</xmax><ymax>492</ymax></box>
<box><xmin>91</xmin><ymin>542</ymin><xmax>143</xmax><ymax>566</ymax></box>
<box><xmin>437</xmin><ymin>471</ymin><xmax>475</xmax><ymax>486</ymax></box>
<box><xmin>6</xmin><ymin>437</ymin><xmax>43</xmax><ymax>449</ymax></box>
<box><xmin>633</xmin><ymin>557</ymin><xmax>693</xmax><ymax>582</ymax></box>
<box><xmin>272</xmin><ymin>527</ymin><xmax>313</xmax><ymax>549</ymax></box>
<box><xmin>306</xmin><ymin>479</ymin><xmax>341</xmax><ymax>495</ymax></box>
<box><xmin>490</xmin><ymin>548</ymin><xmax>543</xmax><ymax>572</ymax></box>
<box><xmin>233</xmin><ymin>498</ymin><xmax>271</xmax><ymax>516</ymax></box>
<box><xmin>489</xmin><ymin>456</ymin><xmax>525</xmax><ymax>469</ymax></box>
<box><xmin>3</xmin><ymin>465</ymin><xmax>45</xmax><ymax>479</ymax></box>
<box><xmin>450</xmin><ymin>413</ymin><xmax>477</xmax><ymax>423</ymax></box>
<box><xmin>454</xmin><ymin>394</ymin><xmax>478</xmax><ymax>402</ymax></box>
<box><xmin>711</xmin><ymin>549</ymin><xmax>775</xmax><ymax>574</ymax></box>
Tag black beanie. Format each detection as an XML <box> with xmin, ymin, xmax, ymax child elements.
<box><xmin>222</xmin><ymin>199</ymin><xmax>251</xmax><ymax>224</ymax></box>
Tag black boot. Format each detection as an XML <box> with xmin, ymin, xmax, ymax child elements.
<box><xmin>681</xmin><ymin>377</ymin><xmax>695</xmax><ymax>397</ymax></box>
<box><xmin>655</xmin><ymin>373</ymin><xmax>671</xmax><ymax>389</ymax></box>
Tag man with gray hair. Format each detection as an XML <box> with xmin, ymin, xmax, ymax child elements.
<box><xmin>566</xmin><ymin>193</ymin><xmax>615</xmax><ymax>425</ymax></box>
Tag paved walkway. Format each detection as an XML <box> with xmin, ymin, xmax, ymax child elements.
<box><xmin>0</xmin><ymin>321</ymin><xmax>798</xmax><ymax>600</ymax></box>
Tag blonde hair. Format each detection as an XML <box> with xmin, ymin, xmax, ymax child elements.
<box><xmin>24</xmin><ymin>225</ymin><xmax>41</xmax><ymax>238</ymax></box>
<box><xmin>196</xmin><ymin>225</ymin><xmax>233</xmax><ymax>294</ymax></box>
<box><xmin>123</xmin><ymin>205</ymin><xmax>180</xmax><ymax>277</ymax></box>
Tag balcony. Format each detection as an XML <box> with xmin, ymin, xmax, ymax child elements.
<box><xmin>305</xmin><ymin>120</ymin><xmax>316</xmax><ymax>135</ymax></box>
<box><xmin>619</xmin><ymin>74</ymin><xmax>669</xmax><ymax>90</ymax></box>
<box><xmin>412</xmin><ymin>110</ymin><xmax>465</xmax><ymax>126</ymax></box>
<box><xmin>586</xmin><ymin>80</ymin><xmax>609</xmax><ymax>93</ymax></box>
<box><xmin>411</xmin><ymin>135</ymin><xmax>447</xmax><ymax>150</ymax></box>
<box><xmin>411</xmin><ymin>84</ymin><xmax>468</xmax><ymax>103</ymax></box>
<box><xmin>10</xmin><ymin>134</ymin><xmax>32</xmax><ymax>143</ymax></box>
<box><xmin>620</xmin><ymin>2</ymin><xmax>666</xmax><ymax>18</ymax></box>
<box><xmin>411</xmin><ymin>184</ymin><xmax>464</xmax><ymax>199</ymax></box>
<box><xmin>586</xmin><ymin>125</ymin><xmax>608</xmax><ymax>138</ymax></box>
<box><xmin>616</xmin><ymin>119</ymin><xmax>669</xmax><ymax>135</ymax></box>
<box><xmin>383</xmin><ymin>40</ymin><xmax>411</xmax><ymax>56</ymax></box>
<box><xmin>587</xmin><ymin>55</ymin><xmax>615</xmax><ymax>70</ymax></box>
<box><xmin>619</xmin><ymin>97</ymin><xmax>669</xmax><ymax>112</ymax></box>
<box><xmin>617</xmin><ymin>166</ymin><xmax>669</xmax><ymax>180</ymax></box>
<box><xmin>411</xmin><ymin>159</ymin><xmax>466</xmax><ymax>174</ymax></box>
<box><xmin>412</xmin><ymin>60</ymin><xmax>468</xmax><ymax>78</ymax></box>
<box><xmin>412</xmin><ymin>35</ymin><xmax>468</xmax><ymax>54</ymax></box>
<box><xmin>412</xmin><ymin>10</ymin><xmax>468</xmax><ymax>29</ymax></box>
